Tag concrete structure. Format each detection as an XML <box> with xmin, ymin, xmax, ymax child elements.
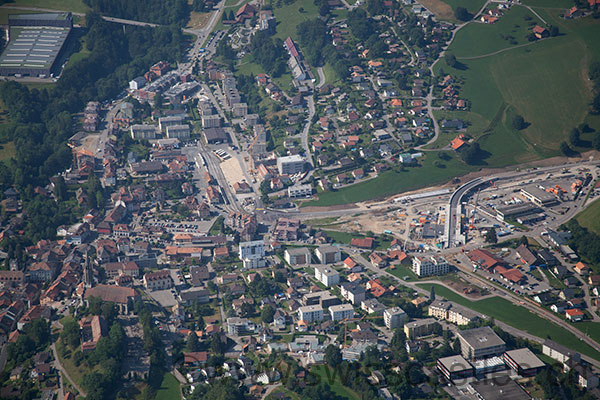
<box><xmin>428</xmin><ymin>300</ymin><xmax>479</xmax><ymax>326</ymax></box>
<box><xmin>457</xmin><ymin>327</ymin><xmax>506</xmax><ymax>360</ymax></box>
<box><xmin>130</xmin><ymin>124</ymin><xmax>157</xmax><ymax>140</ymax></box>
<box><xmin>298</xmin><ymin>305</ymin><xmax>323</xmax><ymax>323</ymax></box>
<box><xmin>158</xmin><ymin>116</ymin><xmax>184</xmax><ymax>132</ymax></box>
<box><xmin>503</xmin><ymin>348</ymin><xmax>545</xmax><ymax>377</ymax></box>
<box><xmin>412</xmin><ymin>255</ymin><xmax>450</xmax><ymax>277</ymax></box>
<box><xmin>404</xmin><ymin>318</ymin><xmax>438</xmax><ymax>339</ymax></box>
<box><xmin>287</xmin><ymin>184</ymin><xmax>312</xmax><ymax>198</ymax></box>
<box><xmin>166</xmin><ymin>124</ymin><xmax>190</xmax><ymax>139</ymax></box>
<box><xmin>521</xmin><ymin>185</ymin><xmax>559</xmax><ymax>206</ymax></box>
<box><xmin>202</xmin><ymin>114</ymin><xmax>221</xmax><ymax>129</ymax></box>
<box><xmin>0</xmin><ymin>13</ymin><xmax>73</xmax><ymax>77</ymax></box>
<box><xmin>542</xmin><ymin>339</ymin><xmax>580</xmax><ymax>364</ymax></box>
<box><xmin>143</xmin><ymin>270</ymin><xmax>174</xmax><ymax>291</ymax></box>
<box><xmin>437</xmin><ymin>355</ymin><xmax>474</xmax><ymax>381</ymax></box>
<box><xmin>284</xmin><ymin>248</ymin><xmax>311</xmax><ymax>266</ymax></box>
<box><xmin>329</xmin><ymin>303</ymin><xmax>354</xmax><ymax>321</ymax></box>
<box><xmin>384</xmin><ymin>307</ymin><xmax>407</xmax><ymax>329</ymax></box>
<box><xmin>277</xmin><ymin>155</ymin><xmax>305</xmax><ymax>175</ymax></box>
<box><xmin>227</xmin><ymin>317</ymin><xmax>254</xmax><ymax>335</ymax></box>
<box><xmin>315</xmin><ymin>246</ymin><xmax>341</xmax><ymax>264</ymax></box>
<box><xmin>238</xmin><ymin>240</ymin><xmax>265</xmax><ymax>269</ymax></box>
<box><xmin>340</xmin><ymin>282</ymin><xmax>366</xmax><ymax>305</ymax></box>
<box><xmin>314</xmin><ymin>266</ymin><xmax>340</xmax><ymax>287</ymax></box>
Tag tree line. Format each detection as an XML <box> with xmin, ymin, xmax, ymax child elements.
<box><xmin>83</xmin><ymin>0</ymin><xmax>191</xmax><ymax>26</ymax></box>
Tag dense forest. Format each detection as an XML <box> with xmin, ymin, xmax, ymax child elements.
<box><xmin>83</xmin><ymin>0</ymin><xmax>190</xmax><ymax>26</ymax></box>
<box><xmin>0</xmin><ymin>13</ymin><xmax>185</xmax><ymax>244</ymax></box>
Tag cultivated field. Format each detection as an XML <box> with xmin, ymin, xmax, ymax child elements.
<box><xmin>576</xmin><ymin>198</ymin><xmax>600</xmax><ymax>235</ymax></box>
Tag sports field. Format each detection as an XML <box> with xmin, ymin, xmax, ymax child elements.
<box><xmin>417</xmin><ymin>283</ymin><xmax>600</xmax><ymax>361</ymax></box>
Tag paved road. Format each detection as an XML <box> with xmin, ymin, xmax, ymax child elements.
<box><xmin>316</xmin><ymin>67</ymin><xmax>326</xmax><ymax>89</ymax></box>
<box><xmin>51</xmin><ymin>342</ymin><xmax>87</xmax><ymax>398</ymax></box>
<box><xmin>301</xmin><ymin>95</ymin><xmax>315</xmax><ymax>168</ymax></box>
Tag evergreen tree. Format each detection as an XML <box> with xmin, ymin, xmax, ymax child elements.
<box><xmin>430</xmin><ymin>286</ymin><xmax>435</xmax><ymax>301</ymax></box>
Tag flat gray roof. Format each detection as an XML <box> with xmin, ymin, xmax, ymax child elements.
<box><xmin>469</xmin><ymin>378</ymin><xmax>529</xmax><ymax>400</ymax></box>
<box><xmin>438</xmin><ymin>355</ymin><xmax>472</xmax><ymax>372</ymax></box>
<box><xmin>504</xmin><ymin>348</ymin><xmax>545</xmax><ymax>370</ymax></box>
<box><xmin>0</xmin><ymin>26</ymin><xmax>69</xmax><ymax>71</ymax></box>
<box><xmin>458</xmin><ymin>327</ymin><xmax>505</xmax><ymax>350</ymax></box>
<box><xmin>10</xmin><ymin>13</ymin><xmax>71</xmax><ymax>21</ymax></box>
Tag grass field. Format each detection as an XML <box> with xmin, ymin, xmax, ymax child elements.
<box><xmin>442</xmin><ymin>0</ymin><xmax>486</xmax><ymax>14</ymax></box>
<box><xmin>154</xmin><ymin>373</ymin><xmax>181</xmax><ymax>400</ymax></box>
<box><xmin>575</xmin><ymin>198</ymin><xmax>600</xmax><ymax>235</ymax></box>
<box><xmin>432</xmin><ymin>7</ymin><xmax>600</xmax><ymax>166</ymax></box>
<box><xmin>236</xmin><ymin>54</ymin><xmax>293</xmax><ymax>92</ymax></box>
<box><xmin>426</xmin><ymin>110</ymin><xmax>489</xmax><ymax>149</ymax></box>
<box><xmin>417</xmin><ymin>283</ymin><xmax>600</xmax><ymax>361</ymax></box>
<box><xmin>309</xmin><ymin>365</ymin><xmax>361</xmax><ymax>400</ymax></box>
<box><xmin>4</xmin><ymin>0</ymin><xmax>90</xmax><ymax>13</ymax></box>
<box><xmin>273</xmin><ymin>0</ymin><xmax>319</xmax><ymax>41</ymax></box>
<box><xmin>449</xmin><ymin>6</ymin><xmax>543</xmax><ymax>58</ymax></box>
<box><xmin>0</xmin><ymin>142</ymin><xmax>15</xmax><ymax>161</ymax></box>
<box><xmin>304</xmin><ymin>154</ymin><xmax>473</xmax><ymax>206</ymax></box>
<box><xmin>389</xmin><ymin>265</ymin><xmax>418</xmax><ymax>281</ymax></box>
<box><xmin>419</xmin><ymin>0</ymin><xmax>456</xmax><ymax>22</ymax></box>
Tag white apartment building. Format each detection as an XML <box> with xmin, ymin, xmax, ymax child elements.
<box><xmin>314</xmin><ymin>266</ymin><xmax>340</xmax><ymax>287</ymax></box>
<box><xmin>298</xmin><ymin>305</ymin><xmax>323</xmax><ymax>323</ymax></box>
<box><xmin>288</xmin><ymin>184</ymin><xmax>312</xmax><ymax>198</ymax></box>
<box><xmin>329</xmin><ymin>304</ymin><xmax>354</xmax><ymax>321</ymax></box>
<box><xmin>412</xmin><ymin>255</ymin><xmax>450</xmax><ymax>277</ymax></box>
<box><xmin>277</xmin><ymin>155</ymin><xmax>305</xmax><ymax>175</ymax></box>
<box><xmin>384</xmin><ymin>307</ymin><xmax>407</xmax><ymax>329</ymax></box>
<box><xmin>238</xmin><ymin>240</ymin><xmax>266</xmax><ymax>269</ymax></box>
<box><xmin>166</xmin><ymin>124</ymin><xmax>190</xmax><ymax>139</ymax></box>
<box><xmin>315</xmin><ymin>245</ymin><xmax>341</xmax><ymax>264</ymax></box>
<box><xmin>130</xmin><ymin>124</ymin><xmax>157</xmax><ymax>140</ymax></box>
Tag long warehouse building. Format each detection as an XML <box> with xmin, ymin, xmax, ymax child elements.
<box><xmin>0</xmin><ymin>13</ymin><xmax>73</xmax><ymax>78</ymax></box>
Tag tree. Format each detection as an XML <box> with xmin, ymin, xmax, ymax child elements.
<box><xmin>512</xmin><ymin>114</ymin><xmax>526</xmax><ymax>130</ymax></box>
<box><xmin>549</xmin><ymin>25</ymin><xmax>559</xmax><ymax>37</ymax></box>
<box><xmin>569</xmin><ymin>128</ymin><xmax>581</xmax><ymax>146</ymax></box>
<box><xmin>324</xmin><ymin>344</ymin><xmax>342</xmax><ymax>367</ymax></box>
<box><xmin>261</xmin><ymin>304</ymin><xmax>275</xmax><ymax>324</ymax></box>
<box><xmin>430</xmin><ymin>286</ymin><xmax>435</xmax><ymax>301</ymax></box>
<box><xmin>592</xmin><ymin>93</ymin><xmax>600</xmax><ymax>114</ymax></box>
<box><xmin>454</xmin><ymin>7</ymin><xmax>471</xmax><ymax>21</ymax></box>
<box><xmin>186</xmin><ymin>331</ymin><xmax>201</xmax><ymax>352</ymax></box>
<box><xmin>54</xmin><ymin>175</ymin><xmax>67</xmax><ymax>202</ymax></box>
<box><xmin>445</xmin><ymin>53</ymin><xmax>457</xmax><ymax>68</ymax></box>
<box><xmin>593</xmin><ymin>133</ymin><xmax>600</xmax><ymax>151</ymax></box>
<box><xmin>519</xmin><ymin>235</ymin><xmax>529</xmax><ymax>246</ymax></box>
<box><xmin>560</xmin><ymin>141</ymin><xmax>573</xmax><ymax>156</ymax></box>
<box><xmin>61</xmin><ymin>318</ymin><xmax>81</xmax><ymax>348</ymax></box>
<box><xmin>228</xmin><ymin>10</ymin><xmax>234</xmax><ymax>21</ymax></box>
<box><xmin>459</xmin><ymin>143</ymin><xmax>482</xmax><ymax>165</ymax></box>
<box><xmin>485</xmin><ymin>228</ymin><xmax>497</xmax><ymax>244</ymax></box>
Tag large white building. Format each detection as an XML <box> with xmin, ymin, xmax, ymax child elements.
<box><xmin>277</xmin><ymin>155</ymin><xmax>305</xmax><ymax>175</ymax></box>
<box><xmin>384</xmin><ymin>307</ymin><xmax>407</xmax><ymax>329</ymax></box>
<box><xmin>314</xmin><ymin>266</ymin><xmax>340</xmax><ymax>287</ymax></box>
<box><xmin>202</xmin><ymin>114</ymin><xmax>221</xmax><ymax>128</ymax></box>
<box><xmin>298</xmin><ymin>305</ymin><xmax>323</xmax><ymax>323</ymax></box>
<box><xmin>315</xmin><ymin>245</ymin><xmax>341</xmax><ymax>264</ymax></box>
<box><xmin>130</xmin><ymin>124</ymin><xmax>157</xmax><ymax>139</ymax></box>
<box><xmin>166</xmin><ymin>124</ymin><xmax>190</xmax><ymax>139</ymax></box>
<box><xmin>159</xmin><ymin>116</ymin><xmax>184</xmax><ymax>132</ymax></box>
<box><xmin>412</xmin><ymin>255</ymin><xmax>450</xmax><ymax>277</ymax></box>
<box><xmin>329</xmin><ymin>304</ymin><xmax>354</xmax><ymax>321</ymax></box>
<box><xmin>238</xmin><ymin>240</ymin><xmax>266</xmax><ymax>269</ymax></box>
<box><xmin>288</xmin><ymin>184</ymin><xmax>312</xmax><ymax>198</ymax></box>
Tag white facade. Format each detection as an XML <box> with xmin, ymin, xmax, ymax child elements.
<box><xmin>329</xmin><ymin>304</ymin><xmax>354</xmax><ymax>321</ymax></box>
<box><xmin>298</xmin><ymin>305</ymin><xmax>323</xmax><ymax>323</ymax></box>
<box><xmin>130</xmin><ymin>124</ymin><xmax>157</xmax><ymax>140</ymax></box>
<box><xmin>202</xmin><ymin>114</ymin><xmax>221</xmax><ymax>128</ymax></box>
<box><xmin>238</xmin><ymin>240</ymin><xmax>266</xmax><ymax>269</ymax></box>
<box><xmin>129</xmin><ymin>77</ymin><xmax>145</xmax><ymax>90</ymax></box>
<box><xmin>288</xmin><ymin>184</ymin><xmax>312</xmax><ymax>198</ymax></box>
<box><xmin>384</xmin><ymin>307</ymin><xmax>407</xmax><ymax>329</ymax></box>
<box><xmin>315</xmin><ymin>246</ymin><xmax>341</xmax><ymax>264</ymax></box>
<box><xmin>166</xmin><ymin>124</ymin><xmax>191</xmax><ymax>139</ymax></box>
<box><xmin>159</xmin><ymin>116</ymin><xmax>184</xmax><ymax>132</ymax></box>
<box><xmin>277</xmin><ymin>155</ymin><xmax>305</xmax><ymax>175</ymax></box>
<box><xmin>412</xmin><ymin>256</ymin><xmax>450</xmax><ymax>277</ymax></box>
<box><xmin>314</xmin><ymin>266</ymin><xmax>340</xmax><ymax>287</ymax></box>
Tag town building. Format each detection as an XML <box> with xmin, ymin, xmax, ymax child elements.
<box><xmin>428</xmin><ymin>300</ymin><xmax>479</xmax><ymax>326</ymax></box>
<box><xmin>166</xmin><ymin>124</ymin><xmax>191</xmax><ymax>139</ymax></box>
<box><xmin>412</xmin><ymin>255</ymin><xmax>450</xmax><ymax>277</ymax></box>
<box><xmin>437</xmin><ymin>355</ymin><xmax>474</xmax><ymax>381</ymax></box>
<box><xmin>542</xmin><ymin>339</ymin><xmax>581</xmax><ymax>364</ymax></box>
<box><xmin>130</xmin><ymin>124</ymin><xmax>157</xmax><ymax>140</ymax></box>
<box><xmin>284</xmin><ymin>248</ymin><xmax>311</xmax><ymax>266</ymax></box>
<box><xmin>287</xmin><ymin>184</ymin><xmax>312</xmax><ymax>198</ymax></box>
<box><xmin>503</xmin><ymin>348</ymin><xmax>545</xmax><ymax>377</ymax></box>
<box><xmin>340</xmin><ymin>282</ymin><xmax>366</xmax><ymax>305</ymax></box>
<box><xmin>314</xmin><ymin>266</ymin><xmax>340</xmax><ymax>287</ymax></box>
<box><xmin>277</xmin><ymin>155</ymin><xmax>305</xmax><ymax>175</ymax></box>
<box><xmin>457</xmin><ymin>327</ymin><xmax>506</xmax><ymax>360</ymax></box>
<box><xmin>404</xmin><ymin>318</ymin><xmax>438</xmax><ymax>339</ymax></box>
<box><xmin>238</xmin><ymin>240</ymin><xmax>266</xmax><ymax>269</ymax></box>
<box><xmin>329</xmin><ymin>304</ymin><xmax>354</xmax><ymax>321</ymax></box>
<box><xmin>298</xmin><ymin>305</ymin><xmax>324</xmax><ymax>323</ymax></box>
<box><xmin>143</xmin><ymin>270</ymin><xmax>174</xmax><ymax>291</ymax></box>
<box><xmin>384</xmin><ymin>307</ymin><xmax>407</xmax><ymax>329</ymax></box>
<box><xmin>315</xmin><ymin>246</ymin><xmax>341</xmax><ymax>264</ymax></box>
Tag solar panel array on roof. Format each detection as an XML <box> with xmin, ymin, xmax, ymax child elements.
<box><xmin>0</xmin><ymin>14</ymin><xmax>72</xmax><ymax>77</ymax></box>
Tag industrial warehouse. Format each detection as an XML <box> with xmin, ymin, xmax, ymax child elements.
<box><xmin>0</xmin><ymin>12</ymin><xmax>73</xmax><ymax>78</ymax></box>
